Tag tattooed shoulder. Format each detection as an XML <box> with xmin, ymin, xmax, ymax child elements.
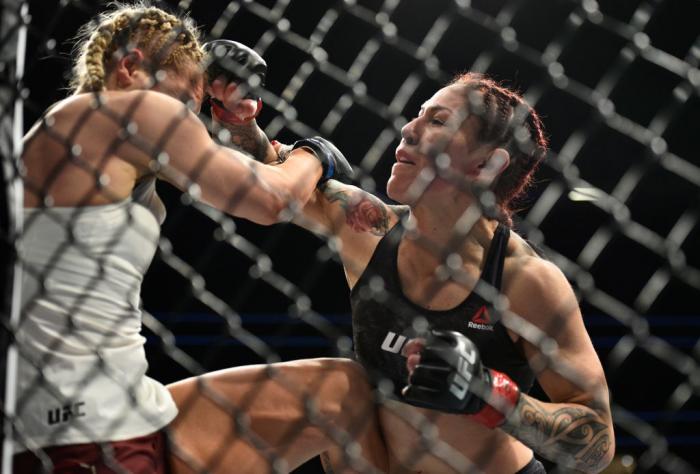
<box><xmin>322</xmin><ymin>182</ymin><xmax>395</xmax><ymax>236</ymax></box>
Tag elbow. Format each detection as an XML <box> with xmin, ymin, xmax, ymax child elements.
<box><xmin>579</xmin><ymin>425</ymin><xmax>615</xmax><ymax>473</ymax></box>
<box><xmin>597</xmin><ymin>434</ymin><xmax>615</xmax><ymax>473</ymax></box>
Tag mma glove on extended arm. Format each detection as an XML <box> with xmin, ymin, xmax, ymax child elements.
<box><xmin>203</xmin><ymin>39</ymin><xmax>267</xmax><ymax>125</ymax></box>
<box><xmin>403</xmin><ymin>330</ymin><xmax>521</xmax><ymax>429</ymax></box>
<box><xmin>290</xmin><ymin>137</ymin><xmax>354</xmax><ymax>186</ymax></box>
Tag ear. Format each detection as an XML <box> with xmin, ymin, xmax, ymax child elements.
<box><xmin>477</xmin><ymin>148</ymin><xmax>510</xmax><ymax>185</ymax></box>
<box><xmin>114</xmin><ymin>49</ymin><xmax>146</xmax><ymax>89</ymax></box>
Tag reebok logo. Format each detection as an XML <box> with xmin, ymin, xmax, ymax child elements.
<box><xmin>468</xmin><ymin>306</ymin><xmax>494</xmax><ymax>331</ymax></box>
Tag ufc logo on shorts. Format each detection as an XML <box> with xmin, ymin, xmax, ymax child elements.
<box><xmin>449</xmin><ymin>345</ymin><xmax>477</xmax><ymax>400</ymax></box>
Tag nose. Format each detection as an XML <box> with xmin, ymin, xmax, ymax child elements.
<box><xmin>401</xmin><ymin>118</ymin><xmax>418</xmax><ymax>145</ymax></box>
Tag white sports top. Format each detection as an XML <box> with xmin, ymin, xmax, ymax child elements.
<box><xmin>15</xmin><ymin>178</ymin><xmax>177</xmax><ymax>450</ymax></box>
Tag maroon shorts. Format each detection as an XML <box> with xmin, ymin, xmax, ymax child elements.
<box><xmin>13</xmin><ymin>430</ymin><xmax>169</xmax><ymax>474</ymax></box>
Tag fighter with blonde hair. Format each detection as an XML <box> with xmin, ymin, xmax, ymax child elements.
<box><xmin>15</xmin><ymin>3</ymin><xmax>385</xmax><ymax>473</ymax></box>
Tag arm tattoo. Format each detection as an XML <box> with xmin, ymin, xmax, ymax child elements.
<box><xmin>320</xmin><ymin>452</ymin><xmax>336</xmax><ymax>474</ymax></box>
<box><xmin>215</xmin><ymin>121</ymin><xmax>273</xmax><ymax>163</ymax></box>
<box><xmin>323</xmin><ymin>183</ymin><xmax>390</xmax><ymax>236</ymax></box>
<box><xmin>502</xmin><ymin>395</ymin><xmax>612</xmax><ymax>472</ymax></box>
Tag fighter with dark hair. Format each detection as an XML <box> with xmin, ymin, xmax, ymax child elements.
<box><xmin>279</xmin><ymin>73</ymin><xmax>615</xmax><ymax>473</ymax></box>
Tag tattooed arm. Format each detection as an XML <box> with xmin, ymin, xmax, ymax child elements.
<box><xmin>211</xmin><ymin>118</ymin><xmax>278</xmax><ymax>164</ymax></box>
<box><xmin>294</xmin><ymin>179</ymin><xmax>407</xmax><ymax>286</ymax></box>
<box><xmin>321</xmin><ymin>181</ymin><xmax>393</xmax><ymax>236</ymax></box>
<box><xmin>501</xmin><ymin>395</ymin><xmax>612</xmax><ymax>472</ymax></box>
<box><xmin>501</xmin><ymin>257</ymin><xmax>615</xmax><ymax>472</ymax></box>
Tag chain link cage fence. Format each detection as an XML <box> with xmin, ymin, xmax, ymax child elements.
<box><xmin>1</xmin><ymin>0</ymin><xmax>699</xmax><ymax>473</ymax></box>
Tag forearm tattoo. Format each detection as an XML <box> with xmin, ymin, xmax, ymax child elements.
<box><xmin>216</xmin><ymin>121</ymin><xmax>272</xmax><ymax>163</ymax></box>
<box><xmin>323</xmin><ymin>183</ymin><xmax>390</xmax><ymax>236</ymax></box>
<box><xmin>502</xmin><ymin>395</ymin><xmax>612</xmax><ymax>472</ymax></box>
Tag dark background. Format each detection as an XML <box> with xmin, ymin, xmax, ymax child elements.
<box><xmin>17</xmin><ymin>0</ymin><xmax>700</xmax><ymax>472</ymax></box>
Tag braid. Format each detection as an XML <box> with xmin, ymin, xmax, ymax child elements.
<box><xmin>79</xmin><ymin>24</ymin><xmax>117</xmax><ymax>92</ymax></box>
<box><xmin>450</xmin><ymin>72</ymin><xmax>549</xmax><ymax>226</ymax></box>
<box><xmin>71</xmin><ymin>2</ymin><xmax>203</xmax><ymax>94</ymax></box>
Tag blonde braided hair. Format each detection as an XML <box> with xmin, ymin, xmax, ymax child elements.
<box><xmin>71</xmin><ymin>1</ymin><xmax>203</xmax><ymax>93</ymax></box>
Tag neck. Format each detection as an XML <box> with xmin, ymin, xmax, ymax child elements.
<box><xmin>403</xmin><ymin>202</ymin><xmax>499</xmax><ymax>269</ymax></box>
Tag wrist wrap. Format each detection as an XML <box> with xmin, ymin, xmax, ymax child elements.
<box><xmin>469</xmin><ymin>369</ymin><xmax>521</xmax><ymax>429</ymax></box>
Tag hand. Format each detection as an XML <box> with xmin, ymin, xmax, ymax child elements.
<box><xmin>290</xmin><ymin>137</ymin><xmax>354</xmax><ymax>185</ymax></box>
<box><xmin>203</xmin><ymin>40</ymin><xmax>267</xmax><ymax>125</ymax></box>
<box><xmin>402</xmin><ymin>330</ymin><xmax>521</xmax><ymax>428</ymax></box>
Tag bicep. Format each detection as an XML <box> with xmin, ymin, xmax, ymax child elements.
<box><xmin>508</xmin><ymin>261</ymin><xmax>609</xmax><ymax>408</ymax></box>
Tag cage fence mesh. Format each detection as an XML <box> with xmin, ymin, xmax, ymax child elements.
<box><xmin>1</xmin><ymin>0</ymin><xmax>699</xmax><ymax>473</ymax></box>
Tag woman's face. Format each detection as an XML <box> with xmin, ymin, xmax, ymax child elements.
<box><xmin>387</xmin><ymin>83</ymin><xmax>487</xmax><ymax>205</ymax></box>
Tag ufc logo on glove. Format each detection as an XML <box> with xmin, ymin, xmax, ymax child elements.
<box><xmin>450</xmin><ymin>341</ymin><xmax>478</xmax><ymax>400</ymax></box>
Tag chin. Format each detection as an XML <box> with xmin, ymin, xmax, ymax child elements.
<box><xmin>386</xmin><ymin>184</ymin><xmax>413</xmax><ymax>206</ymax></box>
<box><xmin>386</xmin><ymin>178</ymin><xmax>403</xmax><ymax>203</ymax></box>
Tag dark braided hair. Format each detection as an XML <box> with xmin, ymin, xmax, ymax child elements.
<box><xmin>450</xmin><ymin>72</ymin><xmax>548</xmax><ymax>226</ymax></box>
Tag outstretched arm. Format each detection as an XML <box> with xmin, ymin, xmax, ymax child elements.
<box><xmin>203</xmin><ymin>83</ymin><xmax>401</xmax><ymax>286</ymax></box>
<box><xmin>99</xmin><ymin>90</ymin><xmax>322</xmax><ymax>225</ymax></box>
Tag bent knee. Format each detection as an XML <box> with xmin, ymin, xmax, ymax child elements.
<box><xmin>318</xmin><ymin>357</ymin><xmax>372</xmax><ymax>397</ymax></box>
<box><xmin>291</xmin><ymin>358</ymin><xmax>374</xmax><ymax>418</ymax></box>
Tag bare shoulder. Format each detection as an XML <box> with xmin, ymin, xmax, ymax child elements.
<box><xmin>36</xmin><ymin>91</ymin><xmax>198</xmax><ymax>136</ymax></box>
<box><xmin>99</xmin><ymin>90</ymin><xmax>201</xmax><ymax>125</ymax></box>
<box><xmin>503</xmin><ymin>236</ymin><xmax>578</xmax><ymax>332</ymax></box>
<box><xmin>32</xmin><ymin>93</ymin><xmax>97</xmax><ymax>132</ymax></box>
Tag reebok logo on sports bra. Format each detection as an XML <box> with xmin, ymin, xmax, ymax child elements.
<box><xmin>468</xmin><ymin>305</ymin><xmax>494</xmax><ymax>331</ymax></box>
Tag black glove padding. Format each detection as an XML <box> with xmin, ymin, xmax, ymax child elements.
<box><xmin>403</xmin><ymin>330</ymin><xmax>490</xmax><ymax>414</ymax></box>
<box><xmin>291</xmin><ymin>137</ymin><xmax>354</xmax><ymax>185</ymax></box>
<box><xmin>203</xmin><ymin>39</ymin><xmax>267</xmax><ymax>101</ymax></box>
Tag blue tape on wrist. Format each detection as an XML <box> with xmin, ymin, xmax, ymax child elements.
<box><xmin>325</xmin><ymin>157</ymin><xmax>335</xmax><ymax>180</ymax></box>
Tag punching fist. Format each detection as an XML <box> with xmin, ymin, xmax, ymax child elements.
<box><xmin>403</xmin><ymin>330</ymin><xmax>521</xmax><ymax>429</ymax></box>
<box><xmin>291</xmin><ymin>137</ymin><xmax>354</xmax><ymax>185</ymax></box>
<box><xmin>203</xmin><ymin>39</ymin><xmax>267</xmax><ymax>124</ymax></box>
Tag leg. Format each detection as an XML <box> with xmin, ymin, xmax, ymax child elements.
<box><xmin>166</xmin><ymin>358</ymin><xmax>388</xmax><ymax>474</ymax></box>
<box><xmin>319</xmin><ymin>408</ymin><xmax>390</xmax><ymax>474</ymax></box>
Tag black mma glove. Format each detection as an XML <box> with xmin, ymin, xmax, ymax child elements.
<box><xmin>203</xmin><ymin>39</ymin><xmax>267</xmax><ymax>124</ymax></box>
<box><xmin>403</xmin><ymin>330</ymin><xmax>521</xmax><ymax>429</ymax></box>
<box><xmin>291</xmin><ymin>137</ymin><xmax>354</xmax><ymax>185</ymax></box>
